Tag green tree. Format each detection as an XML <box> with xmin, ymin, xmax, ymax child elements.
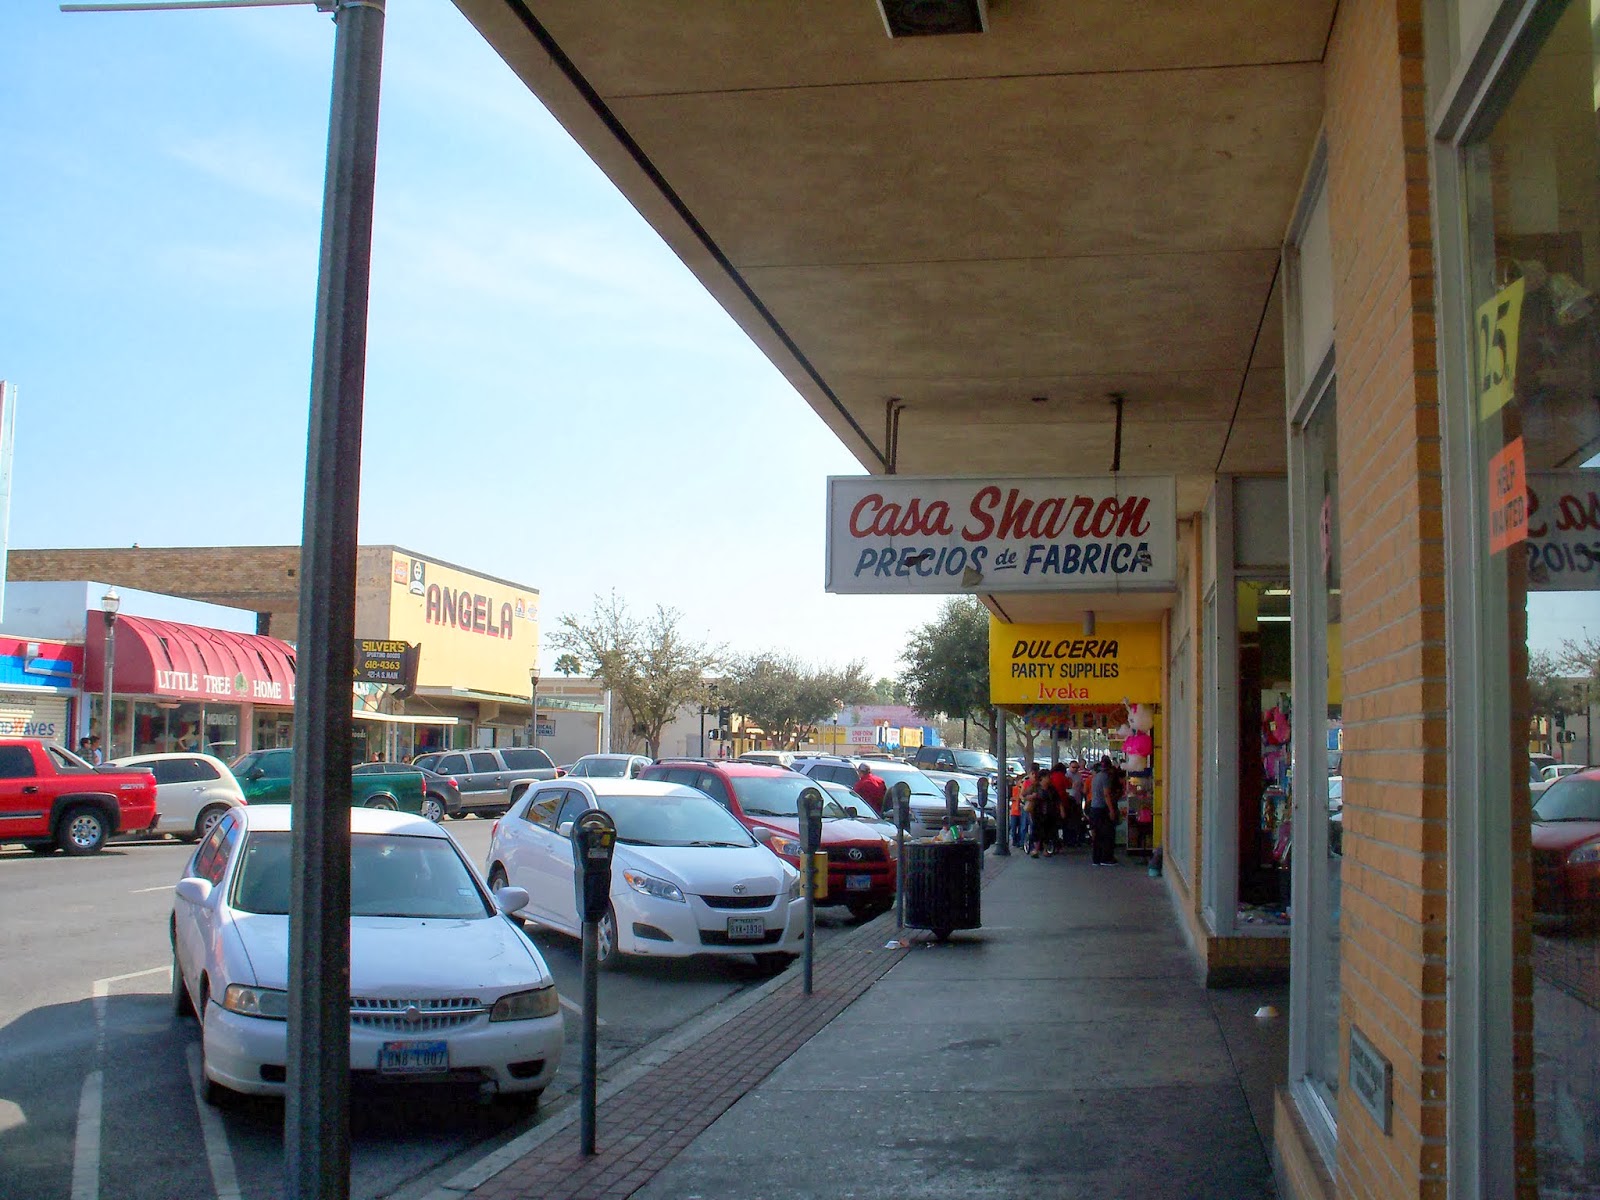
<box><xmin>550</xmin><ymin>593</ymin><xmax>720</xmax><ymax>757</ymax></box>
<box><xmin>553</xmin><ymin>652</ymin><xmax>583</xmax><ymax>677</ymax></box>
<box><xmin>870</xmin><ymin>676</ymin><xmax>908</xmax><ymax>705</ymax></box>
<box><xmin>721</xmin><ymin>653</ymin><xmax>872</xmax><ymax>749</ymax></box>
<box><xmin>899</xmin><ymin>596</ymin><xmax>994</xmax><ymax>746</ymax></box>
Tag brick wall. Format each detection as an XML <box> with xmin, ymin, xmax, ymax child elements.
<box><xmin>9</xmin><ymin>547</ymin><xmax>303</xmax><ymax>636</ymax></box>
<box><xmin>1291</xmin><ymin>0</ymin><xmax>1455</xmax><ymax>1197</ymax></box>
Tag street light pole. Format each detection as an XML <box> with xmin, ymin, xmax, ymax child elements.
<box><xmin>100</xmin><ymin>588</ymin><xmax>120</xmax><ymax>756</ymax></box>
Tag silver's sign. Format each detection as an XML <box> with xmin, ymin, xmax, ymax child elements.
<box><xmin>825</xmin><ymin>475</ymin><xmax>1177</xmax><ymax>594</ymax></box>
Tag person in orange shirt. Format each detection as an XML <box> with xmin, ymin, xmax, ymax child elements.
<box><xmin>1009</xmin><ymin>775</ymin><xmax>1029</xmax><ymax>849</ymax></box>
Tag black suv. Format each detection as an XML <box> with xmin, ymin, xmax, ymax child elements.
<box><xmin>908</xmin><ymin>746</ymin><xmax>1000</xmax><ymax>779</ymax></box>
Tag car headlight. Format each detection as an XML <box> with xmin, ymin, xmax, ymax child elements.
<box><xmin>622</xmin><ymin>869</ymin><xmax>685</xmax><ymax>903</ymax></box>
<box><xmin>883</xmin><ymin>835</ymin><xmax>899</xmax><ymax>860</ymax></box>
<box><xmin>222</xmin><ymin>984</ymin><xmax>288</xmax><ymax>1021</ymax></box>
<box><xmin>767</xmin><ymin>834</ymin><xmax>803</xmax><ymax>858</ymax></box>
<box><xmin>490</xmin><ymin>986</ymin><xmax>560</xmax><ymax>1022</ymax></box>
<box><xmin>1568</xmin><ymin>841</ymin><xmax>1600</xmax><ymax>865</ymax></box>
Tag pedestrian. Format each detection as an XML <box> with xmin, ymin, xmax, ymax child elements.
<box><xmin>1030</xmin><ymin>765</ymin><xmax>1059</xmax><ymax>857</ymax></box>
<box><xmin>1008</xmin><ymin>773</ymin><xmax>1030</xmax><ymax>850</ymax></box>
<box><xmin>1062</xmin><ymin>759</ymin><xmax>1087</xmax><ymax>848</ymax></box>
<box><xmin>852</xmin><ymin>761</ymin><xmax>888</xmax><ymax>814</ymax></box>
<box><xmin>89</xmin><ymin>735</ymin><xmax>105</xmax><ymax>765</ymax></box>
<box><xmin>1089</xmin><ymin>756</ymin><xmax>1120</xmax><ymax>865</ymax></box>
<box><xmin>78</xmin><ymin>736</ymin><xmax>94</xmax><ymax>761</ymax></box>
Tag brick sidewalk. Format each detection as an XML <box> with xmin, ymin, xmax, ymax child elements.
<box><xmin>460</xmin><ymin>853</ymin><xmax>1016</xmax><ymax>1200</ymax></box>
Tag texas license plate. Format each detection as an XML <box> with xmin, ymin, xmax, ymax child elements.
<box><xmin>846</xmin><ymin>874</ymin><xmax>873</xmax><ymax>891</ymax></box>
<box><xmin>726</xmin><ymin>917</ymin><xmax>765</xmax><ymax>941</ymax></box>
<box><xmin>378</xmin><ymin>1040</ymin><xmax>448</xmax><ymax>1074</ymax></box>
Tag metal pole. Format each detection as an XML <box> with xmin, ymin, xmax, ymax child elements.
<box><xmin>580</xmin><ymin>917</ymin><xmax>599</xmax><ymax>1155</ymax></box>
<box><xmin>286</xmin><ymin>4</ymin><xmax>384</xmax><ymax>1199</ymax></box>
<box><xmin>802</xmin><ymin>853</ymin><xmax>816</xmax><ymax>995</ymax></box>
<box><xmin>699</xmin><ymin>706</ymin><xmax>706</xmax><ymax>757</ymax></box>
<box><xmin>895</xmin><ymin>793</ymin><xmax>907</xmax><ymax>929</ymax></box>
<box><xmin>995</xmin><ymin>707</ymin><xmax>1010</xmax><ymax>856</ymax></box>
<box><xmin>100</xmin><ymin>614</ymin><xmax>116</xmax><ymax>756</ymax></box>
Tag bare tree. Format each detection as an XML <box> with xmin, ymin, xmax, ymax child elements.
<box><xmin>550</xmin><ymin>593</ymin><xmax>720</xmax><ymax>758</ymax></box>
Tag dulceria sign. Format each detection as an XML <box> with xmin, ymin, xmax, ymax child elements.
<box><xmin>825</xmin><ymin>475</ymin><xmax>1176</xmax><ymax>594</ymax></box>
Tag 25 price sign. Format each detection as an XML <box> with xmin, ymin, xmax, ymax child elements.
<box><xmin>1476</xmin><ymin>277</ymin><xmax>1525</xmax><ymax>420</ymax></box>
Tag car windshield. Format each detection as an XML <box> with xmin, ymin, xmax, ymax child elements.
<box><xmin>596</xmin><ymin>792</ymin><xmax>755</xmax><ymax>847</ymax></box>
<box><xmin>818</xmin><ymin>782</ymin><xmax>880</xmax><ymax>820</ymax></box>
<box><xmin>1533</xmin><ymin>777</ymin><xmax>1600</xmax><ymax>822</ymax></box>
<box><xmin>231</xmin><ymin>831</ymin><xmax>492</xmax><ymax>919</ymax></box>
<box><xmin>579</xmin><ymin>758</ymin><xmax>631</xmax><ymax>778</ymax></box>
<box><xmin>729</xmin><ymin>774</ymin><xmax>821</xmax><ymax>816</ymax></box>
<box><xmin>952</xmin><ymin>750</ymin><xmax>998</xmax><ymax>771</ymax></box>
<box><xmin>865</xmin><ymin>762</ymin><xmax>943</xmax><ymax>797</ymax></box>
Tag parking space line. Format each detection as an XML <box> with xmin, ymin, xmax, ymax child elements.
<box><xmin>558</xmin><ymin>993</ymin><xmax>605</xmax><ymax>1027</ymax></box>
<box><xmin>130</xmin><ymin>885</ymin><xmax>172</xmax><ymax>894</ymax></box>
<box><xmin>186</xmin><ymin>1044</ymin><xmax>241</xmax><ymax>1200</ymax></box>
<box><xmin>69</xmin><ymin>1070</ymin><xmax>101</xmax><ymax>1200</ymax></box>
<box><xmin>93</xmin><ymin>966</ymin><xmax>167</xmax><ymax>991</ymax></box>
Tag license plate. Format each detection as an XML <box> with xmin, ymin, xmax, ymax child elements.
<box><xmin>378</xmin><ymin>1040</ymin><xmax>448</xmax><ymax>1074</ymax></box>
<box><xmin>726</xmin><ymin>917</ymin><xmax>765</xmax><ymax>941</ymax></box>
<box><xmin>846</xmin><ymin>874</ymin><xmax>873</xmax><ymax>891</ymax></box>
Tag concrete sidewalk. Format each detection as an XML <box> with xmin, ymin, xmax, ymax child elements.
<box><xmin>440</xmin><ymin>848</ymin><xmax>1288</xmax><ymax>1200</ymax></box>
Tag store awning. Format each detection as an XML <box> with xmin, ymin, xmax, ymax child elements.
<box><xmin>85</xmin><ymin>612</ymin><xmax>297</xmax><ymax>705</ymax></box>
<box><xmin>350</xmin><ymin>710</ymin><xmax>458</xmax><ymax>726</ymax></box>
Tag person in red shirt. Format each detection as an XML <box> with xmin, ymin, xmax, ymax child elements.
<box><xmin>852</xmin><ymin>762</ymin><xmax>888</xmax><ymax>813</ymax></box>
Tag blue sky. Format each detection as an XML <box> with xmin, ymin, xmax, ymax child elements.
<box><xmin>1</xmin><ymin>2</ymin><xmax>944</xmax><ymax>680</ymax></box>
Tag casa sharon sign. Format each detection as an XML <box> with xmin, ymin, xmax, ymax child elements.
<box><xmin>825</xmin><ymin>475</ymin><xmax>1176</xmax><ymax>594</ymax></box>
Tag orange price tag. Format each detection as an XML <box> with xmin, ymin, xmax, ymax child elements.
<box><xmin>1488</xmin><ymin>437</ymin><xmax>1528</xmax><ymax>554</ymax></box>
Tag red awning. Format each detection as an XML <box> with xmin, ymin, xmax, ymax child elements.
<box><xmin>84</xmin><ymin>613</ymin><xmax>297</xmax><ymax>706</ymax></box>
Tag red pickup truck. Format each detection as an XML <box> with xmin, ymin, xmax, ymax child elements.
<box><xmin>0</xmin><ymin>739</ymin><xmax>160</xmax><ymax>855</ymax></box>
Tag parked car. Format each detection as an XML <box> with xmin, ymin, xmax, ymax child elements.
<box><xmin>1531</xmin><ymin>767</ymin><xmax>1600</xmax><ymax>921</ymax></box>
<box><xmin>1533</xmin><ymin>762</ymin><xmax>1588</xmax><ymax>798</ymax></box>
<box><xmin>565</xmin><ymin>754</ymin><xmax>653</xmax><ymax>779</ymax></box>
<box><xmin>0</xmin><ymin>738</ymin><xmax>159</xmax><ymax>855</ymax></box>
<box><xmin>171</xmin><ymin>805</ymin><xmax>562</xmax><ymax>1105</ymax></box>
<box><xmin>354</xmin><ymin>761</ymin><xmax>459</xmax><ymax>822</ymax></box>
<box><xmin>486</xmin><ymin>778</ymin><xmax>804</xmax><ymax>970</ymax></box>
<box><xmin>921</xmin><ymin>769</ymin><xmax>998</xmax><ymax>848</ymax></box>
<box><xmin>640</xmin><ymin>760</ymin><xmax>897</xmax><ymax>919</ymax></box>
<box><xmin>229</xmin><ymin>748</ymin><xmax>424</xmax><ymax>814</ymax></box>
<box><xmin>111</xmin><ymin>752</ymin><xmax>244</xmax><ymax>842</ymax></box>
<box><xmin>410</xmin><ymin>747</ymin><xmax>563</xmax><ymax>817</ymax></box>
<box><xmin>793</xmin><ymin>755</ymin><xmax>979</xmax><ymax>842</ymax></box>
<box><xmin>908</xmin><ymin>745</ymin><xmax>1001</xmax><ymax>780</ymax></box>
<box><xmin>735</xmin><ymin>750</ymin><xmax>797</xmax><ymax>768</ymax></box>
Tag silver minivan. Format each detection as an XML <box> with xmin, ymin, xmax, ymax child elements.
<box><xmin>411</xmin><ymin>746</ymin><xmax>561</xmax><ymax>816</ymax></box>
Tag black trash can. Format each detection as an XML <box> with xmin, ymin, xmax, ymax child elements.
<box><xmin>903</xmin><ymin>840</ymin><xmax>982</xmax><ymax>940</ymax></box>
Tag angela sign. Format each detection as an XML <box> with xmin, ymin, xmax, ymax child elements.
<box><xmin>826</xmin><ymin>475</ymin><xmax>1176</xmax><ymax>594</ymax></box>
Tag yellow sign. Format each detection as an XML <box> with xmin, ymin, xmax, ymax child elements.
<box><xmin>1476</xmin><ymin>276</ymin><xmax>1525</xmax><ymax>419</ymax></box>
<box><xmin>988</xmin><ymin>618</ymin><xmax>1162</xmax><ymax>706</ymax></box>
<box><xmin>385</xmin><ymin>553</ymin><xmax>540</xmax><ymax>696</ymax></box>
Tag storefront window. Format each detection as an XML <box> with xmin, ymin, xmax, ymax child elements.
<box><xmin>253</xmin><ymin>710</ymin><xmax>294</xmax><ymax>754</ymax></box>
<box><xmin>1237</xmin><ymin>579</ymin><xmax>1293</xmax><ymax>930</ymax></box>
<box><xmin>1461</xmin><ymin>3</ymin><xmax>1600</xmax><ymax>1188</ymax></box>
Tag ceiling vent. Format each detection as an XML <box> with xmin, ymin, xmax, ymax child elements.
<box><xmin>877</xmin><ymin>0</ymin><xmax>987</xmax><ymax>38</ymax></box>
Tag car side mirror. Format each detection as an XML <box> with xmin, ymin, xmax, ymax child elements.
<box><xmin>558</xmin><ymin>820</ymin><xmax>574</xmax><ymax>838</ymax></box>
<box><xmin>751</xmin><ymin>826</ymin><xmax>773</xmax><ymax>844</ymax></box>
<box><xmin>494</xmin><ymin>885</ymin><xmax>530</xmax><ymax>915</ymax></box>
<box><xmin>247</xmin><ymin>767</ymin><xmax>265</xmax><ymax>781</ymax></box>
<box><xmin>175</xmin><ymin>877</ymin><xmax>213</xmax><ymax>906</ymax></box>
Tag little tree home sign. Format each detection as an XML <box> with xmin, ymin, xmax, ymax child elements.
<box><xmin>826</xmin><ymin>475</ymin><xmax>1176</xmax><ymax>594</ymax></box>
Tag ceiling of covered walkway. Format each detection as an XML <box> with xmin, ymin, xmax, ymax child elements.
<box><xmin>454</xmin><ymin>0</ymin><xmax>1333</xmax><ymax>568</ymax></box>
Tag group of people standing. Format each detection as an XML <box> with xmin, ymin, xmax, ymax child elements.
<box><xmin>1009</xmin><ymin>756</ymin><xmax>1126</xmax><ymax>865</ymax></box>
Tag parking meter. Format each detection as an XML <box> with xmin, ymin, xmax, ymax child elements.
<box><xmin>890</xmin><ymin>781</ymin><xmax>911</xmax><ymax>928</ymax></box>
<box><xmin>570</xmin><ymin>808</ymin><xmax>615</xmax><ymax>1156</ymax></box>
<box><xmin>977</xmin><ymin>775</ymin><xmax>990</xmax><ymax>808</ymax></box>
<box><xmin>943</xmin><ymin>777</ymin><xmax>962</xmax><ymax>837</ymax></box>
<box><xmin>797</xmin><ymin>787</ymin><xmax>824</xmax><ymax>994</ymax></box>
<box><xmin>571</xmin><ymin>809</ymin><xmax>617</xmax><ymax>922</ymax></box>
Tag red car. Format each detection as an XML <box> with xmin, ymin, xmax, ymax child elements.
<box><xmin>0</xmin><ymin>738</ymin><xmax>159</xmax><ymax>855</ymax></box>
<box><xmin>641</xmin><ymin>760</ymin><xmax>897</xmax><ymax>919</ymax></box>
<box><xmin>1532</xmin><ymin>766</ymin><xmax>1600</xmax><ymax>920</ymax></box>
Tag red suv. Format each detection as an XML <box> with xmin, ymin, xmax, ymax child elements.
<box><xmin>641</xmin><ymin>760</ymin><xmax>896</xmax><ymax>919</ymax></box>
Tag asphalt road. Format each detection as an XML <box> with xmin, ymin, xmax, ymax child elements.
<box><xmin>0</xmin><ymin>815</ymin><xmax>867</xmax><ymax>1200</ymax></box>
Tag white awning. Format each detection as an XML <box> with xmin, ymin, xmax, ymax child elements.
<box><xmin>350</xmin><ymin>710</ymin><xmax>459</xmax><ymax>726</ymax></box>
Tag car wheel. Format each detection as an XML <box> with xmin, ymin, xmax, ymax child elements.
<box><xmin>364</xmin><ymin>795</ymin><xmax>398</xmax><ymax>812</ymax></box>
<box><xmin>446</xmin><ymin>810</ymin><xmax>466</xmax><ymax>820</ymax></box>
<box><xmin>58</xmin><ymin>806</ymin><xmax>108</xmax><ymax>855</ymax></box>
<box><xmin>596</xmin><ymin>907</ymin><xmax>621</xmax><ymax>969</ymax></box>
<box><xmin>171</xmin><ymin>941</ymin><xmax>194</xmax><ymax>1019</ymax></box>
<box><xmin>488</xmin><ymin>865</ymin><xmax>510</xmax><ymax>893</ymax></box>
<box><xmin>192</xmin><ymin>805</ymin><xmax>229</xmax><ymax>844</ymax></box>
<box><xmin>420</xmin><ymin>795</ymin><xmax>445</xmax><ymax>823</ymax></box>
<box><xmin>753</xmin><ymin>952</ymin><xmax>797</xmax><ymax>974</ymax></box>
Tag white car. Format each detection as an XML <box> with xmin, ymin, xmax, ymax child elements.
<box><xmin>486</xmin><ymin>779</ymin><xmax>805</xmax><ymax>970</ymax></box>
<box><xmin>112</xmin><ymin>752</ymin><xmax>244</xmax><ymax>842</ymax></box>
<box><xmin>171</xmin><ymin>806</ymin><xmax>563</xmax><ymax>1104</ymax></box>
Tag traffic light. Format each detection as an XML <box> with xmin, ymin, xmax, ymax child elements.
<box><xmin>718</xmin><ymin>705</ymin><xmax>731</xmax><ymax>726</ymax></box>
